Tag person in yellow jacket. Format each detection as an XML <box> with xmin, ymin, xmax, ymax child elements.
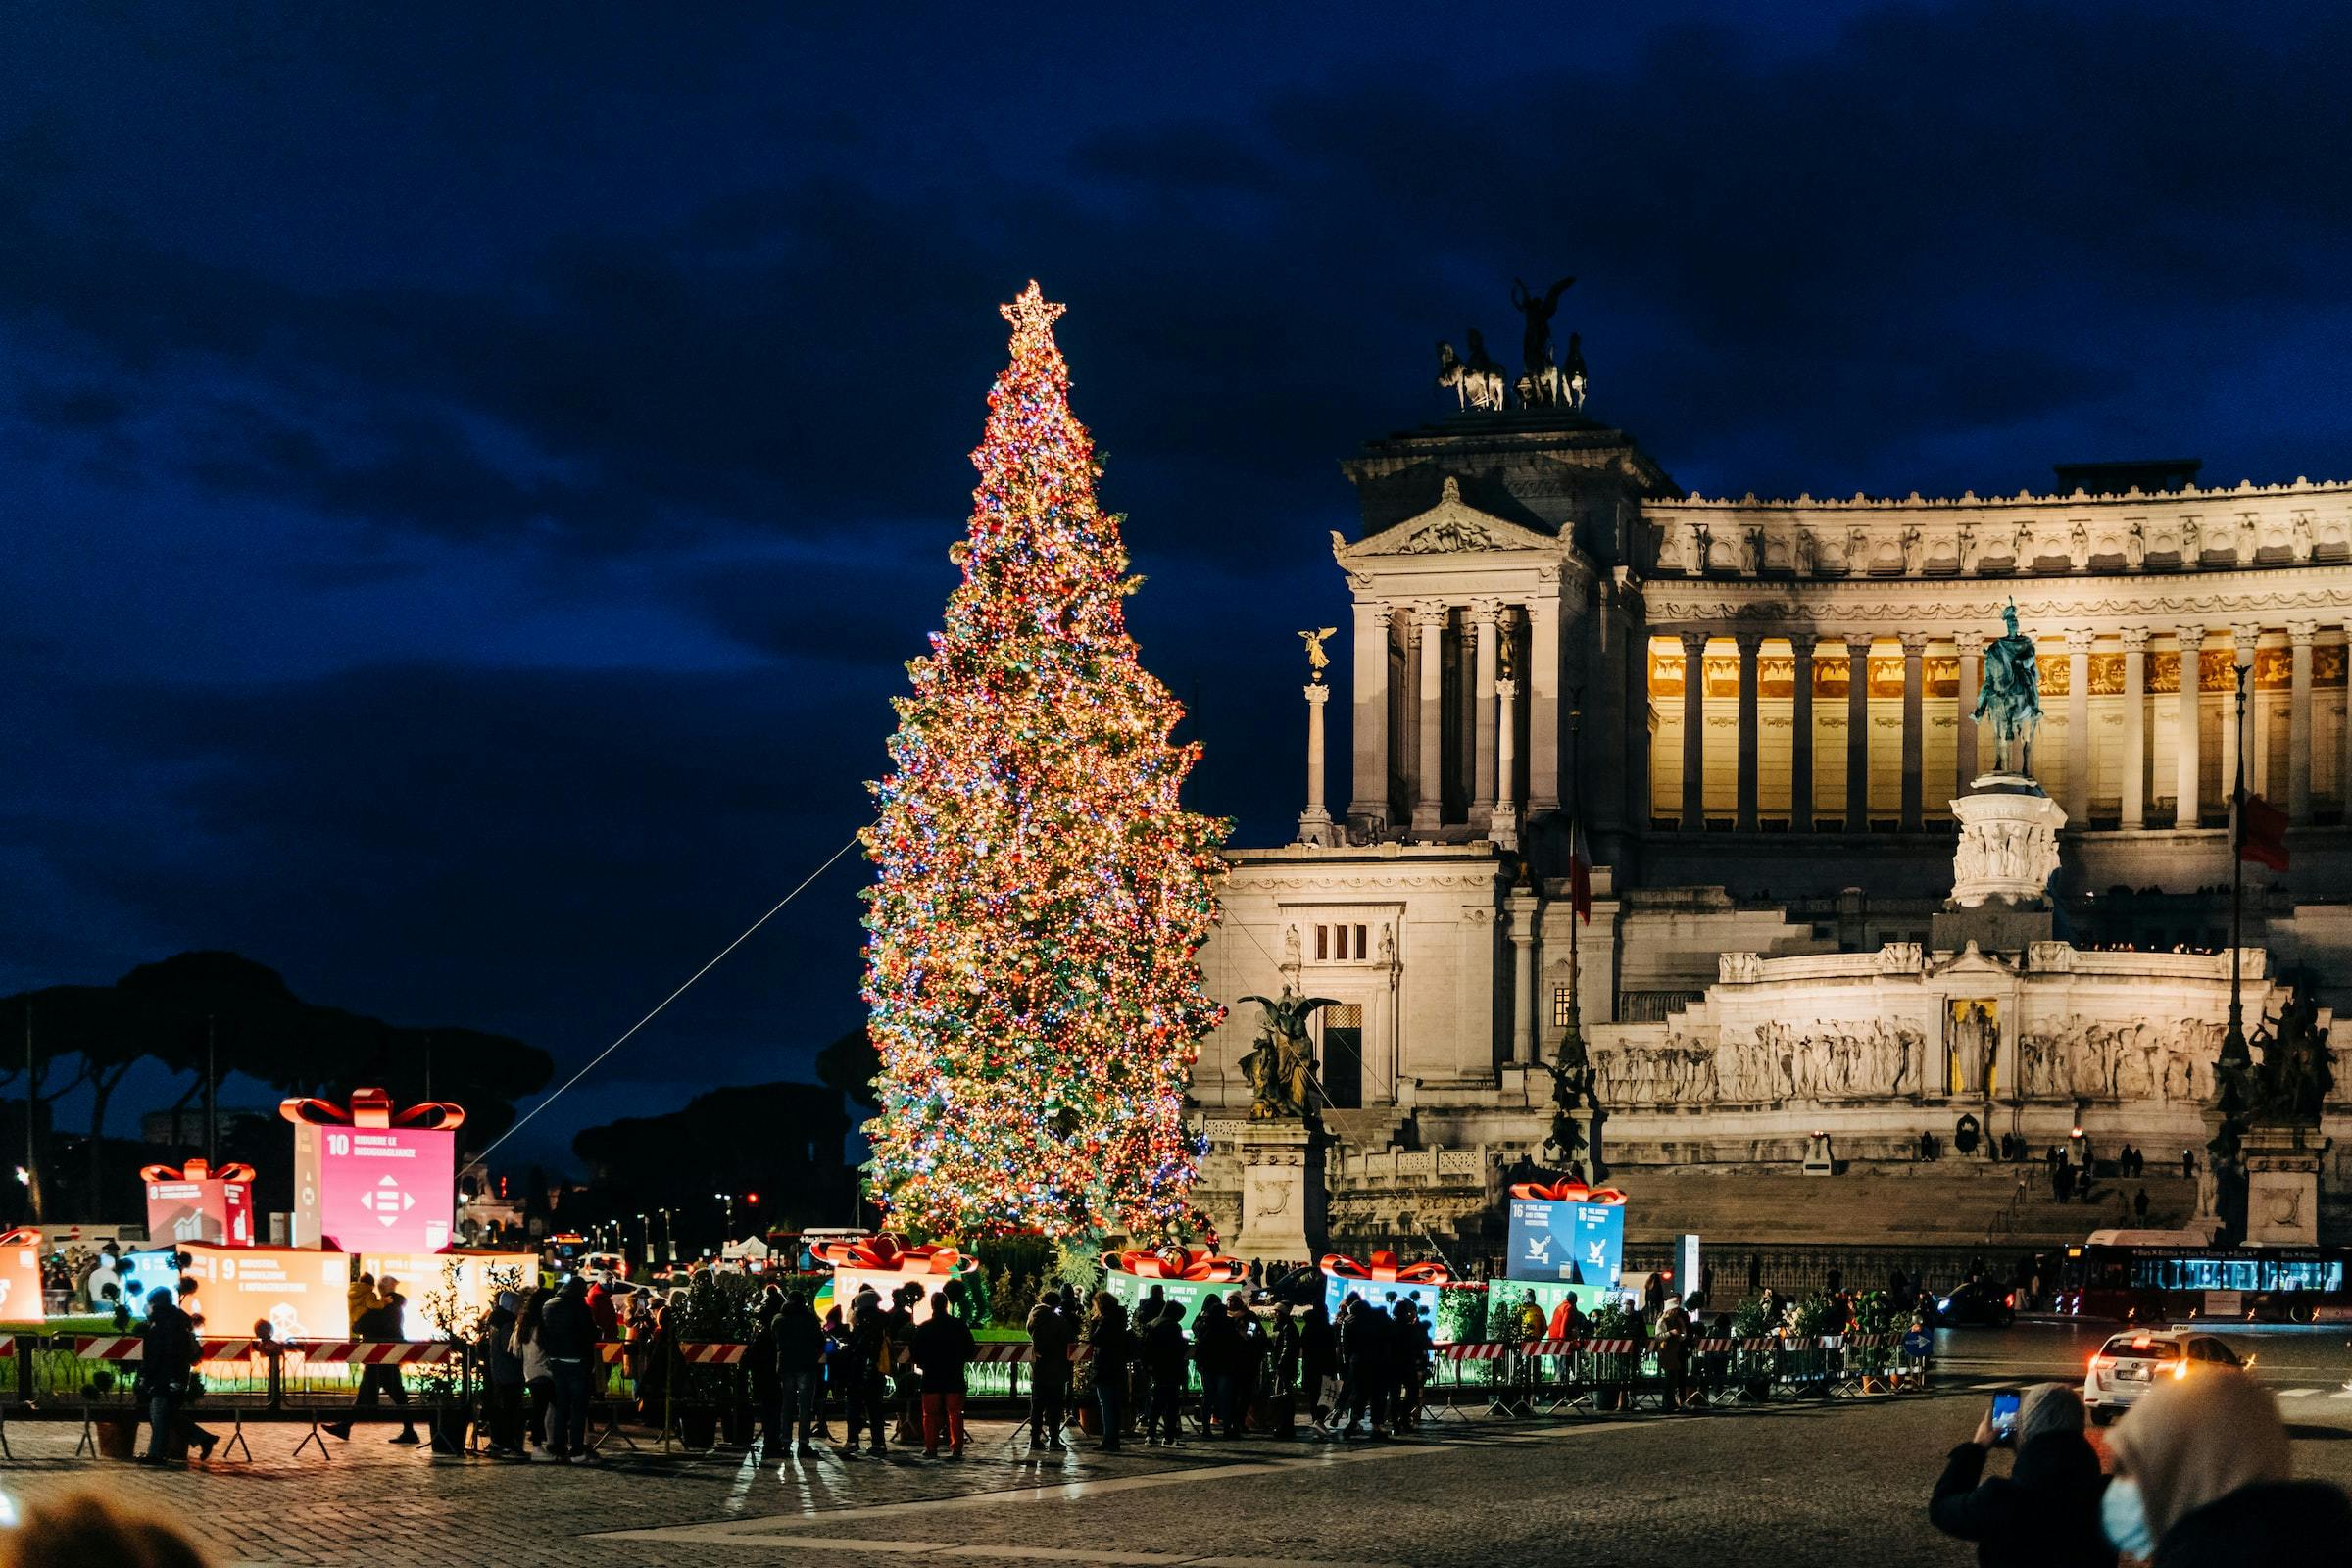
<box><xmin>347</xmin><ymin>1271</ymin><xmax>385</xmax><ymax>1339</ymax></box>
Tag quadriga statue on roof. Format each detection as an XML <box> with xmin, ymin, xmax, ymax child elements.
<box><xmin>1975</xmin><ymin>600</ymin><xmax>2042</xmax><ymax>776</ymax></box>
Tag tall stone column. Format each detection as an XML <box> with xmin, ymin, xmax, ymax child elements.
<box><xmin>1900</xmin><ymin>632</ymin><xmax>1928</xmax><ymax>830</ymax></box>
<box><xmin>2343</xmin><ymin>622</ymin><xmax>2352</xmax><ymax>830</ymax></box>
<box><xmin>1527</xmin><ymin>582</ymin><xmax>1562</xmax><ymax>814</ymax></box>
<box><xmin>1471</xmin><ymin>600</ymin><xmax>1500</xmax><ymax>820</ymax></box>
<box><xmin>1493</xmin><ymin>676</ymin><xmax>1519</xmax><ymax>850</ymax></box>
<box><xmin>1298</xmin><ymin>683</ymin><xmax>1335</xmax><ymax>845</ymax></box>
<box><xmin>1956</xmin><ymin>631</ymin><xmax>1983</xmax><ymax>793</ymax></box>
<box><xmin>1680</xmin><ymin>630</ymin><xmax>1708</xmax><ymax>833</ymax></box>
<box><xmin>2289</xmin><ymin>620</ymin><xmax>2316</xmax><ymax>825</ymax></box>
<box><xmin>1789</xmin><ymin>632</ymin><xmax>1816</xmax><ymax>832</ymax></box>
<box><xmin>1736</xmin><ymin>631</ymin><xmax>1762</xmax><ymax>831</ymax></box>
<box><xmin>2066</xmin><ymin>629</ymin><xmax>2092</xmax><ymax>824</ymax></box>
<box><xmin>1506</xmin><ymin>886</ymin><xmax>1538</xmax><ymax>1065</ymax></box>
<box><xmin>1348</xmin><ymin>599</ymin><xmax>1390</xmax><ymax>827</ymax></box>
<box><xmin>1845</xmin><ymin>634</ymin><xmax>1872</xmax><ymax>830</ymax></box>
<box><xmin>2121</xmin><ymin>627</ymin><xmax>2148</xmax><ymax>829</ymax></box>
<box><xmin>2175</xmin><ymin>625</ymin><xmax>2203</xmax><ymax>826</ymax></box>
<box><xmin>1411</xmin><ymin>604</ymin><xmax>1446</xmax><ymax>837</ymax></box>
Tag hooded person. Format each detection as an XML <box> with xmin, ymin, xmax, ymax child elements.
<box><xmin>2103</xmin><ymin>1367</ymin><xmax>2352</xmax><ymax>1567</ymax></box>
<box><xmin>1929</xmin><ymin>1382</ymin><xmax>2113</xmax><ymax>1568</ymax></box>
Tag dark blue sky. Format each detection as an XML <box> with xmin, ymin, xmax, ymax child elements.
<box><xmin>5</xmin><ymin>2</ymin><xmax>2349</xmax><ymax>1170</ymax></box>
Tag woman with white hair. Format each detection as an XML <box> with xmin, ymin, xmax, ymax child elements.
<box><xmin>2102</xmin><ymin>1367</ymin><xmax>2352</xmax><ymax>1565</ymax></box>
<box><xmin>1929</xmin><ymin>1382</ymin><xmax>2113</xmax><ymax>1567</ymax></box>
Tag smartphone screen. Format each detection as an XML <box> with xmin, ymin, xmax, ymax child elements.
<box><xmin>1989</xmin><ymin>1390</ymin><xmax>2022</xmax><ymax>1445</ymax></box>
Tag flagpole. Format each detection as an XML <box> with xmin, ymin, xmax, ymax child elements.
<box><xmin>1561</xmin><ymin>690</ymin><xmax>1585</xmax><ymax>1069</ymax></box>
<box><xmin>2222</xmin><ymin>660</ymin><xmax>2251</xmax><ymax>1073</ymax></box>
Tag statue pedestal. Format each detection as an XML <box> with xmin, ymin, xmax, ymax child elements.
<box><xmin>1934</xmin><ymin>776</ymin><xmax>2065</xmax><ymax>952</ymax></box>
<box><xmin>1235</xmin><ymin>1118</ymin><xmax>1327</xmax><ymax>1263</ymax></box>
<box><xmin>2243</xmin><ymin>1120</ymin><xmax>2324</xmax><ymax>1246</ymax></box>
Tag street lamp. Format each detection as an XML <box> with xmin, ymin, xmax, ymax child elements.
<box><xmin>714</xmin><ymin>1192</ymin><xmax>735</xmax><ymax>1241</ymax></box>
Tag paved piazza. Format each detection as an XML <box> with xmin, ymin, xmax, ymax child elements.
<box><xmin>9</xmin><ymin>1330</ymin><xmax>2352</xmax><ymax>1567</ymax></box>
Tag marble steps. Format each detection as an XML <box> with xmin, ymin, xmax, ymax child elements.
<box><xmin>1607</xmin><ymin>1167</ymin><xmax>2198</xmax><ymax>1248</ymax></box>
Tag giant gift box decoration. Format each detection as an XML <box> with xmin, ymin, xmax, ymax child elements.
<box><xmin>1101</xmin><ymin>1244</ymin><xmax>1246</xmax><ymax>1332</ymax></box>
<box><xmin>811</xmin><ymin>1235</ymin><xmax>978</xmax><ymax>1326</ymax></box>
<box><xmin>1320</xmin><ymin>1250</ymin><xmax>1451</xmax><ymax>1328</ymax></box>
<box><xmin>359</xmin><ymin>1250</ymin><xmax>540</xmax><ymax>1340</ymax></box>
<box><xmin>1504</xmin><ymin>1177</ymin><xmax>1627</xmax><ymax>1287</ymax></box>
<box><xmin>280</xmin><ymin>1088</ymin><xmax>465</xmax><ymax>1253</ymax></box>
<box><xmin>140</xmin><ymin>1157</ymin><xmax>256</xmax><ymax>1248</ymax></box>
<box><xmin>0</xmin><ymin>1229</ymin><xmax>43</xmax><ymax>1324</ymax></box>
<box><xmin>178</xmin><ymin>1244</ymin><xmax>353</xmax><ymax>1341</ymax></box>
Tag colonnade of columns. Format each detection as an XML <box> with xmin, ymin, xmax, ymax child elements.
<box><xmin>1348</xmin><ymin>593</ymin><xmax>1561</xmax><ymax>839</ymax></box>
<box><xmin>1658</xmin><ymin>619</ymin><xmax>2352</xmax><ymax>832</ymax></box>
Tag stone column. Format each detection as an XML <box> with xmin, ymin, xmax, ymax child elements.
<box><xmin>2175</xmin><ymin>625</ymin><xmax>2203</xmax><ymax>826</ymax></box>
<box><xmin>1736</xmin><ymin>631</ymin><xmax>1762</xmax><ymax>832</ymax></box>
<box><xmin>1493</xmin><ymin>676</ymin><xmax>1520</xmax><ymax>849</ymax></box>
<box><xmin>1789</xmin><ymin>632</ymin><xmax>1817</xmax><ymax>832</ymax></box>
<box><xmin>1348</xmin><ymin>599</ymin><xmax>1390</xmax><ymax>827</ymax></box>
<box><xmin>1410</xmin><ymin>604</ymin><xmax>1446</xmax><ymax>837</ymax></box>
<box><xmin>1845</xmin><ymin>634</ymin><xmax>1872</xmax><ymax>830</ymax></box>
<box><xmin>1956</xmin><ymin>632</ymin><xmax>1983</xmax><ymax>794</ymax></box>
<box><xmin>2066</xmin><ymin>629</ymin><xmax>2092</xmax><ymax>823</ymax></box>
<box><xmin>1900</xmin><ymin>632</ymin><xmax>1928</xmax><ymax>830</ymax></box>
<box><xmin>2343</xmin><ymin>623</ymin><xmax>2352</xmax><ymax>831</ymax></box>
<box><xmin>1506</xmin><ymin>887</ymin><xmax>1538</xmax><ymax>1065</ymax></box>
<box><xmin>1298</xmin><ymin>683</ymin><xmax>1334</xmax><ymax>845</ymax></box>
<box><xmin>1471</xmin><ymin>600</ymin><xmax>1500</xmax><ymax>820</ymax></box>
<box><xmin>1680</xmin><ymin>630</ymin><xmax>1708</xmax><ymax>833</ymax></box>
<box><xmin>2120</xmin><ymin>627</ymin><xmax>2149</xmax><ymax>829</ymax></box>
<box><xmin>1528</xmin><ymin>583</ymin><xmax>1562</xmax><ymax>814</ymax></box>
<box><xmin>2289</xmin><ymin>620</ymin><xmax>2316</xmax><ymax>824</ymax></box>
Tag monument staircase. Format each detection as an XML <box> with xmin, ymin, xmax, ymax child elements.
<box><xmin>1608</xmin><ymin>1164</ymin><xmax>2197</xmax><ymax>1249</ymax></box>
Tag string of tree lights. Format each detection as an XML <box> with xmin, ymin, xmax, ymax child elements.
<box><xmin>859</xmin><ymin>283</ymin><xmax>1230</xmax><ymax>1243</ymax></box>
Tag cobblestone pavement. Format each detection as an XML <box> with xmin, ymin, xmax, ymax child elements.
<box><xmin>6</xmin><ymin>1386</ymin><xmax>2351</xmax><ymax>1566</ymax></box>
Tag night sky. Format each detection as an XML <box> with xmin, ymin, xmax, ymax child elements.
<box><xmin>6</xmin><ymin>3</ymin><xmax>2350</xmax><ymax>1171</ymax></box>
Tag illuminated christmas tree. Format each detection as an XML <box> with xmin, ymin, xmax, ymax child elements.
<box><xmin>860</xmin><ymin>282</ymin><xmax>1229</xmax><ymax>1242</ymax></box>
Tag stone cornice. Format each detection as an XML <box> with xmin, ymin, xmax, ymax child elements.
<box><xmin>1644</xmin><ymin>564</ymin><xmax>2352</xmax><ymax>632</ymax></box>
<box><xmin>1642</xmin><ymin>480</ymin><xmax>2352</xmax><ymax>581</ymax></box>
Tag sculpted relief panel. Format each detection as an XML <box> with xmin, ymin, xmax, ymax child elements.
<box><xmin>2015</xmin><ymin>1015</ymin><xmax>2221</xmax><ymax>1103</ymax></box>
<box><xmin>1592</xmin><ymin>1019</ymin><xmax>1927</xmax><ymax>1107</ymax></box>
<box><xmin>1592</xmin><ymin>1011</ymin><xmax>2230</xmax><ymax>1110</ymax></box>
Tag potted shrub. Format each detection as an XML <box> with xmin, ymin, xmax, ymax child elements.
<box><xmin>416</xmin><ymin>1261</ymin><xmax>473</xmax><ymax>1454</ymax></box>
<box><xmin>671</xmin><ymin>1270</ymin><xmax>761</xmax><ymax>1449</ymax></box>
<box><xmin>1849</xmin><ymin>1290</ymin><xmax>1896</xmax><ymax>1392</ymax></box>
<box><xmin>1585</xmin><ymin>1300</ymin><xmax>1640</xmax><ymax>1411</ymax></box>
<box><xmin>86</xmin><ymin>1370</ymin><xmax>139</xmax><ymax>1460</ymax></box>
<box><xmin>1728</xmin><ymin>1293</ymin><xmax>1776</xmax><ymax>1401</ymax></box>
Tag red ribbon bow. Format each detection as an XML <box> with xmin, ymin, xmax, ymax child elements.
<box><xmin>1507</xmin><ymin>1178</ymin><xmax>1629</xmax><ymax>1205</ymax></box>
<box><xmin>1106</xmin><ymin>1245</ymin><xmax>1247</xmax><ymax>1283</ymax></box>
<box><xmin>809</xmin><ymin>1235</ymin><xmax>976</xmax><ymax>1278</ymax></box>
<box><xmin>138</xmin><ymin>1158</ymin><xmax>257</xmax><ymax>1185</ymax></box>
<box><xmin>1320</xmin><ymin>1250</ymin><xmax>1452</xmax><ymax>1286</ymax></box>
<box><xmin>278</xmin><ymin>1087</ymin><xmax>466</xmax><ymax>1131</ymax></box>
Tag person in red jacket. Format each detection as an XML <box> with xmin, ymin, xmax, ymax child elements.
<box><xmin>584</xmin><ymin>1279</ymin><xmax>620</xmax><ymax>1394</ymax></box>
<box><xmin>908</xmin><ymin>1292</ymin><xmax>976</xmax><ymax>1459</ymax></box>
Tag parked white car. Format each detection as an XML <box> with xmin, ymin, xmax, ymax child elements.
<box><xmin>2082</xmin><ymin>1329</ymin><xmax>2246</xmax><ymax>1423</ymax></box>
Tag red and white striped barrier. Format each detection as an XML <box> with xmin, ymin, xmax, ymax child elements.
<box><xmin>72</xmin><ymin>1337</ymin><xmax>145</xmax><ymax>1361</ymax></box>
<box><xmin>675</xmin><ymin>1342</ymin><xmax>744</xmax><ymax>1366</ymax></box>
<box><xmin>971</xmin><ymin>1343</ymin><xmax>1030</xmax><ymax>1364</ymax></box>
<box><xmin>294</xmin><ymin>1342</ymin><xmax>459</xmax><ymax>1366</ymax></box>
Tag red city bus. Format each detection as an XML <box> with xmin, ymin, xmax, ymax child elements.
<box><xmin>2056</xmin><ymin>1229</ymin><xmax>2352</xmax><ymax>1323</ymax></box>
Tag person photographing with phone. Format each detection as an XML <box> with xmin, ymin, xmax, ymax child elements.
<box><xmin>1928</xmin><ymin>1382</ymin><xmax>2114</xmax><ymax>1568</ymax></box>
